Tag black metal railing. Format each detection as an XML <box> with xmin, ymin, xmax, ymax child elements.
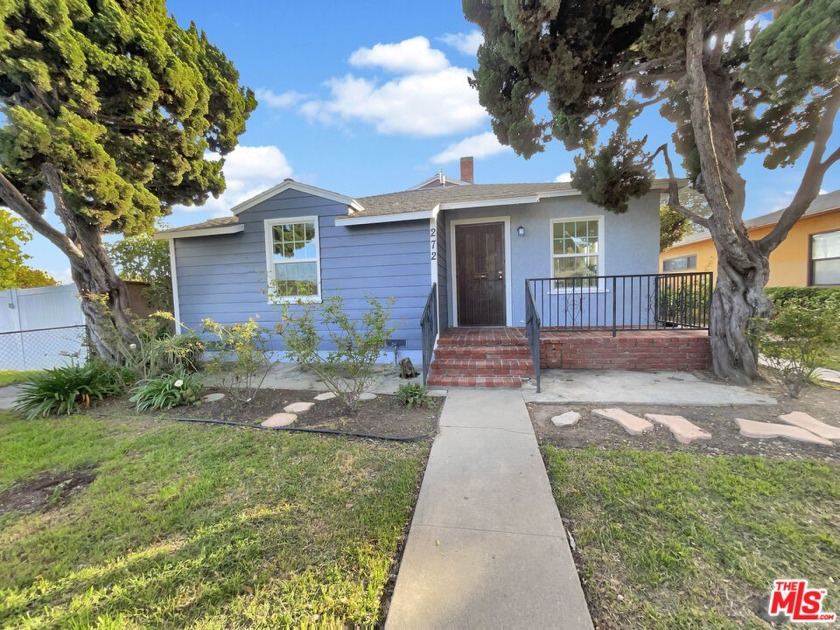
<box><xmin>420</xmin><ymin>283</ymin><xmax>438</xmax><ymax>386</ymax></box>
<box><xmin>525</xmin><ymin>280</ymin><xmax>542</xmax><ymax>393</ymax></box>
<box><xmin>526</xmin><ymin>272</ymin><xmax>713</xmax><ymax>335</ymax></box>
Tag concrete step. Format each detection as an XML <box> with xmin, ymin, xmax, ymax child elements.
<box><xmin>427</xmin><ymin>374</ymin><xmax>524</xmax><ymax>388</ymax></box>
<box><xmin>430</xmin><ymin>358</ymin><xmax>534</xmax><ymax>377</ymax></box>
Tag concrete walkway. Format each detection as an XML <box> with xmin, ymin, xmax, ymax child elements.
<box><xmin>0</xmin><ymin>386</ymin><xmax>19</xmax><ymax>411</ymax></box>
<box><xmin>386</xmin><ymin>389</ymin><xmax>592</xmax><ymax>629</ymax></box>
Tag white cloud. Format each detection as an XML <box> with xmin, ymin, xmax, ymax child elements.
<box><xmin>255</xmin><ymin>88</ymin><xmax>306</xmax><ymax>109</ymax></box>
<box><xmin>439</xmin><ymin>31</ymin><xmax>483</xmax><ymax>57</ymax></box>
<box><xmin>431</xmin><ymin>132</ymin><xmax>511</xmax><ymax>164</ymax></box>
<box><xmin>302</xmin><ymin>67</ymin><xmax>485</xmax><ymax>137</ymax></box>
<box><xmin>555</xmin><ymin>172</ymin><xmax>573</xmax><ymax>183</ymax></box>
<box><xmin>178</xmin><ymin>145</ymin><xmax>294</xmax><ymax>217</ymax></box>
<box><xmin>349</xmin><ymin>36</ymin><xmax>449</xmax><ymax>74</ymax></box>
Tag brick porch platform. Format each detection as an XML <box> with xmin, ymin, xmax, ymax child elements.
<box><xmin>540</xmin><ymin>330</ymin><xmax>712</xmax><ymax>371</ymax></box>
<box><xmin>427</xmin><ymin>328</ymin><xmax>712</xmax><ymax>388</ymax></box>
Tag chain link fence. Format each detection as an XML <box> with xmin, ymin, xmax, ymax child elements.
<box><xmin>0</xmin><ymin>325</ymin><xmax>88</xmax><ymax>371</ymax></box>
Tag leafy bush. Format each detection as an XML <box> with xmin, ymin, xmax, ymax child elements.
<box><xmin>765</xmin><ymin>286</ymin><xmax>840</xmax><ymax>309</ymax></box>
<box><xmin>129</xmin><ymin>371</ymin><xmax>204</xmax><ymax>411</ymax></box>
<box><xmin>753</xmin><ymin>298</ymin><xmax>840</xmax><ymax>397</ymax></box>
<box><xmin>14</xmin><ymin>361</ymin><xmax>134</xmax><ymax>419</ymax></box>
<box><xmin>277</xmin><ymin>295</ymin><xmax>395</xmax><ymax>413</ymax></box>
<box><xmin>396</xmin><ymin>383</ymin><xmax>433</xmax><ymax>409</ymax></box>
<box><xmin>121</xmin><ymin>312</ymin><xmax>204</xmax><ymax>379</ymax></box>
<box><xmin>202</xmin><ymin>317</ymin><xmax>272</xmax><ymax>403</ymax></box>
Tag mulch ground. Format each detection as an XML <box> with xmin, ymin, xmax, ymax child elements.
<box><xmin>530</xmin><ymin>378</ymin><xmax>840</xmax><ymax>461</ymax></box>
<box><xmin>92</xmin><ymin>387</ymin><xmax>444</xmax><ymax>439</ymax></box>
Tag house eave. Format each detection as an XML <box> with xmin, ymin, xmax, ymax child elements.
<box><xmin>154</xmin><ymin>224</ymin><xmax>245</xmax><ymax>239</ymax></box>
<box><xmin>231</xmin><ymin>180</ymin><xmax>364</xmax><ymax>215</ymax></box>
<box><xmin>335</xmin><ymin>210</ymin><xmax>434</xmax><ymax>226</ymax></box>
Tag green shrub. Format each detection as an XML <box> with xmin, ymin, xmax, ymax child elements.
<box><xmin>765</xmin><ymin>286</ymin><xmax>840</xmax><ymax>309</ymax></box>
<box><xmin>753</xmin><ymin>297</ymin><xmax>840</xmax><ymax>397</ymax></box>
<box><xmin>122</xmin><ymin>312</ymin><xmax>204</xmax><ymax>379</ymax></box>
<box><xmin>277</xmin><ymin>295</ymin><xmax>395</xmax><ymax>413</ymax></box>
<box><xmin>129</xmin><ymin>371</ymin><xmax>204</xmax><ymax>411</ymax></box>
<box><xmin>14</xmin><ymin>361</ymin><xmax>134</xmax><ymax>419</ymax></box>
<box><xmin>396</xmin><ymin>383</ymin><xmax>433</xmax><ymax>409</ymax></box>
<box><xmin>202</xmin><ymin>317</ymin><xmax>272</xmax><ymax>403</ymax></box>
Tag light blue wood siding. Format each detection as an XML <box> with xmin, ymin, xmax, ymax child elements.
<box><xmin>174</xmin><ymin>189</ymin><xmax>430</xmax><ymax>352</ymax></box>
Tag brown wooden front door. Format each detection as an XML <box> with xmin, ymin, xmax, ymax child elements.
<box><xmin>455</xmin><ymin>222</ymin><xmax>506</xmax><ymax>326</ymax></box>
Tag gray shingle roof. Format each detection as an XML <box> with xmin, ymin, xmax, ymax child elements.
<box><xmin>670</xmin><ymin>189</ymin><xmax>840</xmax><ymax>247</ymax></box>
<box><xmin>157</xmin><ymin>216</ymin><xmax>239</xmax><ymax>235</ymax></box>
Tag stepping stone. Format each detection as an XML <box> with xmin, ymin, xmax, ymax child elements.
<box><xmin>736</xmin><ymin>418</ymin><xmax>833</xmax><ymax>446</ymax></box>
<box><xmin>313</xmin><ymin>392</ymin><xmax>336</xmax><ymax>401</ymax></box>
<box><xmin>262</xmin><ymin>413</ymin><xmax>297</xmax><ymax>428</ymax></box>
<box><xmin>813</xmin><ymin>368</ymin><xmax>840</xmax><ymax>385</ymax></box>
<box><xmin>592</xmin><ymin>408</ymin><xmax>653</xmax><ymax>435</ymax></box>
<box><xmin>201</xmin><ymin>392</ymin><xmax>225</xmax><ymax>403</ymax></box>
<box><xmin>778</xmin><ymin>412</ymin><xmax>840</xmax><ymax>442</ymax></box>
<box><xmin>551</xmin><ymin>411</ymin><xmax>581</xmax><ymax>427</ymax></box>
<box><xmin>284</xmin><ymin>401</ymin><xmax>315</xmax><ymax>414</ymax></box>
<box><xmin>359</xmin><ymin>392</ymin><xmax>377</xmax><ymax>401</ymax></box>
<box><xmin>644</xmin><ymin>414</ymin><xmax>712</xmax><ymax>445</ymax></box>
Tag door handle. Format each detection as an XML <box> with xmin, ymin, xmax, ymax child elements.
<box><xmin>498</xmin><ymin>271</ymin><xmax>504</xmax><ymax>280</ymax></box>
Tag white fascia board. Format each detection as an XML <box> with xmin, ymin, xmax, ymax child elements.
<box><xmin>439</xmin><ymin>195</ymin><xmax>541</xmax><ymax>210</ymax></box>
<box><xmin>155</xmin><ymin>224</ymin><xmax>244</xmax><ymax>239</ymax></box>
<box><xmin>536</xmin><ymin>190</ymin><xmax>583</xmax><ymax>200</ymax></box>
<box><xmin>231</xmin><ymin>180</ymin><xmax>364</xmax><ymax>215</ymax></box>
<box><xmin>334</xmin><ymin>209</ymin><xmax>434</xmax><ymax>226</ymax></box>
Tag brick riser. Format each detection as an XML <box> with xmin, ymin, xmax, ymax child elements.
<box><xmin>428</xmin><ymin>329</ymin><xmax>534</xmax><ymax>388</ymax></box>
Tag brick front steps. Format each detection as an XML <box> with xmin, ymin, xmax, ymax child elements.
<box><xmin>428</xmin><ymin>328</ymin><xmax>534</xmax><ymax>388</ymax></box>
<box><xmin>540</xmin><ymin>330</ymin><xmax>712</xmax><ymax>371</ymax></box>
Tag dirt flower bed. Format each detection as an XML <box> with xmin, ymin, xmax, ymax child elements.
<box><xmin>530</xmin><ymin>380</ymin><xmax>840</xmax><ymax>461</ymax></box>
<box><xmin>85</xmin><ymin>387</ymin><xmax>443</xmax><ymax>439</ymax></box>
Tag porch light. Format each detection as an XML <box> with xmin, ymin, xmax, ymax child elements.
<box><xmin>517</xmin><ymin>225</ymin><xmax>526</xmax><ymax>236</ymax></box>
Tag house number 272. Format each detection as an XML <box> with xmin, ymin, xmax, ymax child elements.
<box><xmin>430</xmin><ymin>226</ymin><xmax>437</xmax><ymax>260</ymax></box>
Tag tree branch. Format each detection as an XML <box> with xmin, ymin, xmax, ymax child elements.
<box><xmin>0</xmin><ymin>169</ymin><xmax>83</xmax><ymax>259</ymax></box>
<box><xmin>651</xmin><ymin>143</ymin><xmax>709</xmax><ymax>227</ymax></box>
<box><xmin>758</xmin><ymin>88</ymin><xmax>840</xmax><ymax>253</ymax></box>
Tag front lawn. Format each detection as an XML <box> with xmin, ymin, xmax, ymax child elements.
<box><xmin>544</xmin><ymin>447</ymin><xmax>840</xmax><ymax>629</ymax></box>
<box><xmin>0</xmin><ymin>370</ymin><xmax>41</xmax><ymax>388</ymax></box>
<box><xmin>0</xmin><ymin>412</ymin><xmax>428</xmax><ymax>628</ymax></box>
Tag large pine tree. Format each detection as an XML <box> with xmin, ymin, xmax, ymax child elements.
<box><xmin>0</xmin><ymin>0</ymin><xmax>256</xmax><ymax>361</ymax></box>
<box><xmin>466</xmin><ymin>0</ymin><xmax>840</xmax><ymax>383</ymax></box>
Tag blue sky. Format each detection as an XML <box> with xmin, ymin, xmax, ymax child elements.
<box><xmin>21</xmin><ymin>0</ymin><xmax>840</xmax><ymax>282</ymax></box>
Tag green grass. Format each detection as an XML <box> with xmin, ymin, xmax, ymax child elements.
<box><xmin>543</xmin><ymin>447</ymin><xmax>840</xmax><ymax>629</ymax></box>
<box><xmin>823</xmin><ymin>344</ymin><xmax>840</xmax><ymax>371</ymax></box>
<box><xmin>0</xmin><ymin>370</ymin><xmax>41</xmax><ymax>388</ymax></box>
<box><xmin>0</xmin><ymin>412</ymin><xmax>428</xmax><ymax>628</ymax></box>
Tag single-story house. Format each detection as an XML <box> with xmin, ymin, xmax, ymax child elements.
<box><xmin>661</xmin><ymin>189</ymin><xmax>840</xmax><ymax>287</ymax></box>
<box><xmin>157</xmin><ymin>159</ymin><xmax>713</xmax><ymax>388</ymax></box>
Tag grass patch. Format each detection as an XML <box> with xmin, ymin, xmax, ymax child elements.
<box><xmin>0</xmin><ymin>370</ymin><xmax>41</xmax><ymax>388</ymax></box>
<box><xmin>823</xmin><ymin>344</ymin><xmax>840</xmax><ymax>371</ymax></box>
<box><xmin>543</xmin><ymin>447</ymin><xmax>840</xmax><ymax>629</ymax></box>
<box><xmin>0</xmin><ymin>412</ymin><xmax>428</xmax><ymax>628</ymax></box>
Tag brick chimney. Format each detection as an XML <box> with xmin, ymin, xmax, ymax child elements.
<box><xmin>460</xmin><ymin>156</ymin><xmax>474</xmax><ymax>183</ymax></box>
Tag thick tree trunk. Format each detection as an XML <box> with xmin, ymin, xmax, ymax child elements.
<box><xmin>67</xmin><ymin>217</ymin><xmax>138</xmax><ymax>363</ymax></box>
<box><xmin>708</xmin><ymin>238</ymin><xmax>772</xmax><ymax>384</ymax></box>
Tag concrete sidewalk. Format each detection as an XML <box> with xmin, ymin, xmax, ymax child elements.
<box><xmin>386</xmin><ymin>389</ymin><xmax>592</xmax><ymax>629</ymax></box>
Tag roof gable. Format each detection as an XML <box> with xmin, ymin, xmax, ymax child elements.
<box><xmin>230</xmin><ymin>179</ymin><xmax>364</xmax><ymax>215</ymax></box>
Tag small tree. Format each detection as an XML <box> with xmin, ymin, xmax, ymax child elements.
<box><xmin>109</xmin><ymin>234</ymin><xmax>173</xmax><ymax>311</ymax></box>
<box><xmin>466</xmin><ymin>1</ymin><xmax>840</xmax><ymax>384</ymax></box>
<box><xmin>660</xmin><ymin>188</ymin><xmax>710</xmax><ymax>251</ymax></box>
<box><xmin>202</xmin><ymin>317</ymin><xmax>273</xmax><ymax>404</ymax></box>
<box><xmin>277</xmin><ymin>295</ymin><xmax>395</xmax><ymax>413</ymax></box>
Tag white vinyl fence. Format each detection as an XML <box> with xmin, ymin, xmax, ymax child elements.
<box><xmin>0</xmin><ymin>285</ymin><xmax>88</xmax><ymax>371</ymax></box>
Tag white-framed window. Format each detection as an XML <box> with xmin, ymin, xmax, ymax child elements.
<box><xmin>550</xmin><ymin>217</ymin><xmax>604</xmax><ymax>291</ymax></box>
<box><xmin>810</xmin><ymin>229</ymin><xmax>840</xmax><ymax>286</ymax></box>
<box><xmin>264</xmin><ymin>216</ymin><xmax>321</xmax><ymax>302</ymax></box>
<box><xmin>663</xmin><ymin>254</ymin><xmax>697</xmax><ymax>272</ymax></box>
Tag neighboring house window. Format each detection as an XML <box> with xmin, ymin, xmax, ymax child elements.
<box><xmin>811</xmin><ymin>229</ymin><xmax>840</xmax><ymax>286</ymax></box>
<box><xmin>663</xmin><ymin>254</ymin><xmax>697</xmax><ymax>272</ymax></box>
<box><xmin>265</xmin><ymin>217</ymin><xmax>321</xmax><ymax>300</ymax></box>
<box><xmin>551</xmin><ymin>217</ymin><xmax>603</xmax><ymax>289</ymax></box>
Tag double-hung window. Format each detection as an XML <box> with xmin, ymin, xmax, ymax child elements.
<box><xmin>551</xmin><ymin>217</ymin><xmax>603</xmax><ymax>290</ymax></box>
<box><xmin>810</xmin><ymin>229</ymin><xmax>840</xmax><ymax>286</ymax></box>
<box><xmin>663</xmin><ymin>254</ymin><xmax>697</xmax><ymax>272</ymax></box>
<box><xmin>265</xmin><ymin>217</ymin><xmax>321</xmax><ymax>301</ymax></box>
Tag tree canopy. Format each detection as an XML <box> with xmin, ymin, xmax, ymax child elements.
<box><xmin>0</xmin><ymin>0</ymin><xmax>256</xmax><ymax>359</ymax></box>
<box><xmin>466</xmin><ymin>0</ymin><xmax>840</xmax><ymax>382</ymax></box>
<box><xmin>109</xmin><ymin>233</ymin><xmax>172</xmax><ymax>310</ymax></box>
<box><xmin>0</xmin><ymin>208</ymin><xmax>58</xmax><ymax>289</ymax></box>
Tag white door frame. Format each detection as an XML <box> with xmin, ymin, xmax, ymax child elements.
<box><xmin>448</xmin><ymin>216</ymin><xmax>513</xmax><ymax>327</ymax></box>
